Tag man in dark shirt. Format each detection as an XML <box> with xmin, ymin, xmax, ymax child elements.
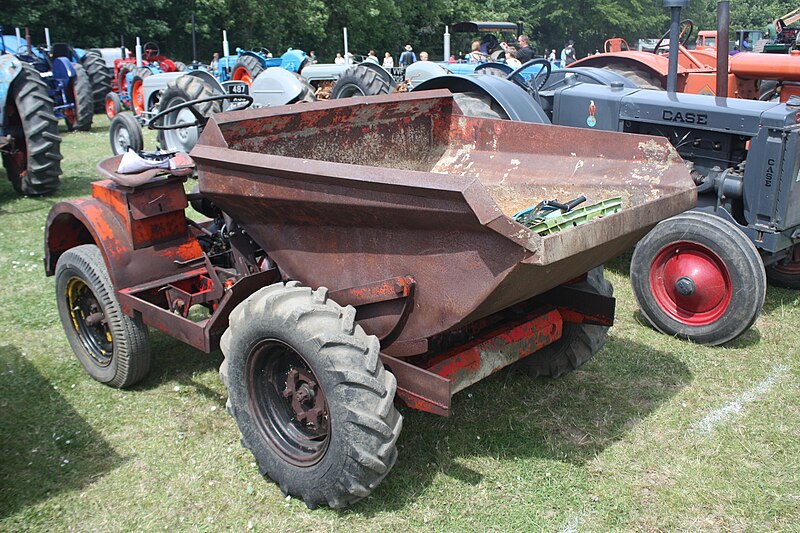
<box><xmin>516</xmin><ymin>34</ymin><xmax>536</xmax><ymax>63</ymax></box>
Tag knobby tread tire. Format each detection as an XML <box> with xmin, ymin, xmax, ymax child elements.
<box><xmin>515</xmin><ymin>267</ymin><xmax>612</xmax><ymax>378</ymax></box>
<box><xmin>630</xmin><ymin>210</ymin><xmax>766</xmax><ymax>345</ymax></box>
<box><xmin>232</xmin><ymin>55</ymin><xmax>264</xmax><ymax>81</ymax></box>
<box><xmin>600</xmin><ymin>61</ymin><xmax>664</xmax><ymax>90</ymax></box>
<box><xmin>156</xmin><ymin>75</ymin><xmax>222</xmax><ymax>151</ymax></box>
<box><xmin>55</xmin><ymin>245</ymin><xmax>151</xmax><ymax>388</ymax></box>
<box><xmin>220</xmin><ymin>282</ymin><xmax>402</xmax><ymax>509</ymax></box>
<box><xmin>453</xmin><ymin>92</ymin><xmax>509</xmax><ymax>119</ymax></box>
<box><xmin>81</xmin><ymin>51</ymin><xmax>113</xmax><ymax>113</ymax></box>
<box><xmin>68</xmin><ymin>62</ymin><xmax>94</xmax><ymax>131</ymax></box>
<box><xmin>331</xmin><ymin>65</ymin><xmax>392</xmax><ymax>99</ymax></box>
<box><xmin>1</xmin><ymin>61</ymin><xmax>62</xmax><ymax>195</ymax></box>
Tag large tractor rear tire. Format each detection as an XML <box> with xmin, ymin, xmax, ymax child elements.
<box><xmin>55</xmin><ymin>244</ymin><xmax>151</xmax><ymax>388</ymax></box>
<box><xmin>630</xmin><ymin>211</ymin><xmax>766</xmax><ymax>345</ymax></box>
<box><xmin>81</xmin><ymin>51</ymin><xmax>113</xmax><ymax>114</ymax></box>
<box><xmin>330</xmin><ymin>65</ymin><xmax>392</xmax><ymax>99</ymax></box>
<box><xmin>156</xmin><ymin>75</ymin><xmax>222</xmax><ymax>152</ymax></box>
<box><xmin>231</xmin><ymin>55</ymin><xmax>264</xmax><ymax>85</ymax></box>
<box><xmin>600</xmin><ymin>61</ymin><xmax>664</xmax><ymax>90</ymax></box>
<box><xmin>65</xmin><ymin>62</ymin><xmax>94</xmax><ymax>131</ymax></box>
<box><xmin>1</xmin><ymin>62</ymin><xmax>62</xmax><ymax>195</ymax></box>
<box><xmin>515</xmin><ymin>267</ymin><xmax>612</xmax><ymax>378</ymax></box>
<box><xmin>220</xmin><ymin>282</ymin><xmax>402</xmax><ymax>509</ymax></box>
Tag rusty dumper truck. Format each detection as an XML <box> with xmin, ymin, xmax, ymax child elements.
<box><xmin>44</xmin><ymin>90</ymin><xmax>694</xmax><ymax>508</ymax></box>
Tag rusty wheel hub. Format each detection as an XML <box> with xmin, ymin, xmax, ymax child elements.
<box><xmin>282</xmin><ymin>368</ymin><xmax>326</xmax><ymax>429</ymax></box>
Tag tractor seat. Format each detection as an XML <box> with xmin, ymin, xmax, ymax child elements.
<box><xmin>97</xmin><ymin>151</ymin><xmax>194</xmax><ymax>188</ymax></box>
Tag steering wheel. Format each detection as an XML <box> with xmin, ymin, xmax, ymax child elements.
<box><xmin>653</xmin><ymin>19</ymin><xmax>694</xmax><ymax>54</ymax></box>
<box><xmin>255</xmin><ymin>47</ymin><xmax>272</xmax><ymax>57</ymax></box>
<box><xmin>148</xmin><ymin>94</ymin><xmax>254</xmax><ymax>131</ymax></box>
<box><xmin>507</xmin><ymin>58</ymin><xmax>552</xmax><ymax>92</ymax></box>
<box><xmin>142</xmin><ymin>42</ymin><xmax>160</xmax><ymax>59</ymax></box>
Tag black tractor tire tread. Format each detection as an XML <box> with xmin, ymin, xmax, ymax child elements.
<box><xmin>55</xmin><ymin>244</ymin><xmax>151</xmax><ymax>388</ymax></box>
<box><xmin>290</xmin><ymin>72</ymin><xmax>317</xmax><ymax>103</ymax></box>
<box><xmin>220</xmin><ymin>282</ymin><xmax>402</xmax><ymax>509</ymax></box>
<box><xmin>175</xmin><ymin>61</ymin><xmax>187</xmax><ymax>72</ymax></box>
<box><xmin>453</xmin><ymin>92</ymin><xmax>509</xmax><ymax>119</ymax></box>
<box><xmin>630</xmin><ymin>211</ymin><xmax>766</xmax><ymax>345</ymax></box>
<box><xmin>156</xmin><ymin>75</ymin><xmax>222</xmax><ymax>150</ymax></box>
<box><xmin>515</xmin><ymin>267</ymin><xmax>612</xmax><ymax>378</ymax></box>
<box><xmin>81</xmin><ymin>51</ymin><xmax>113</xmax><ymax>113</ymax></box>
<box><xmin>68</xmin><ymin>62</ymin><xmax>94</xmax><ymax>131</ymax></box>
<box><xmin>2</xmin><ymin>62</ymin><xmax>62</xmax><ymax>195</ymax></box>
<box><xmin>331</xmin><ymin>65</ymin><xmax>392</xmax><ymax>99</ymax></box>
<box><xmin>232</xmin><ymin>55</ymin><xmax>265</xmax><ymax>81</ymax></box>
<box><xmin>134</xmin><ymin>67</ymin><xmax>153</xmax><ymax>79</ymax></box>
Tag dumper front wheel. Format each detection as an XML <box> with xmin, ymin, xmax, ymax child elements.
<box><xmin>515</xmin><ymin>267</ymin><xmax>612</xmax><ymax>378</ymax></box>
<box><xmin>220</xmin><ymin>282</ymin><xmax>402</xmax><ymax>509</ymax></box>
<box><xmin>55</xmin><ymin>245</ymin><xmax>151</xmax><ymax>388</ymax></box>
<box><xmin>631</xmin><ymin>211</ymin><xmax>766</xmax><ymax>345</ymax></box>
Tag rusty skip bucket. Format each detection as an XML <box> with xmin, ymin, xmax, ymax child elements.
<box><xmin>191</xmin><ymin>90</ymin><xmax>696</xmax><ymax>358</ymax></box>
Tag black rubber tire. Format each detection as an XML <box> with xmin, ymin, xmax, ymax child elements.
<box><xmin>232</xmin><ymin>55</ymin><xmax>264</xmax><ymax>83</ymax></box>
<box><xmin>220</xmin><ymin>281</ymin><xmax>402</xmax><ymax>509</ymax></box>
<box><xmin>81</xmin><ymin>51</ymin><xmax>113</xmax><ymax>113</ymax></box>
<box><xmin>601</xmin><ymin>61</ymin><xmax>664</xmax><ymax>90</ymax></box>
<box><xmin>330</xmin><ymin>65</ymin><xmax>392</xmax><ymax>99</ymax></box>
<box><xmin>765</xmin><ymin>247</ymin><xmax>800</xmax><ymax>289</ymax></box>
<box><xmin>66</xmin><ymin>62</ymin><xmax>94</xmax><ymax>131</ymax></box>
<box><xmin>630</xmin><ymin>211</ymin><xmax>766</xmax><ymax>346</ymax></box>
<box><xmin>290</xmin><ymin>72</ymin><xmax>317</xmax><ymax>103</ymax></box>
<box><xmin>759</xmin><ymin>80</ymin><xmax>779</xmax><ymax>102</ymax></box>
<box><xmin>109</xmin><ymin>113</ymin><xmax>143</xmax><ymax>155</ymax></box>
<box><xmin>155</xmin><ymin>75</ymin><xmax>222</xmax><ymax>152</ymax></box>
<box><xmin>453</xmin><ymin>92</ymin><xmax>509</xmax><ymax>119</ymax></box>
<box><xmin>105</xmin><ymin>91</ymin><xmax>122</xmax><ymax>119</ymax></box>
<box><xmin>515</xmin><ymin>267</ymin><xmax>612</xmax><ymax>378</ymax></box>
<box><xmin>116</xmin><ymin>62</ymin><xmax>134</xmax><ymax>101</ymax></box>
<box><xmin>55</xmin><ymin>244</ymin><xmax>151</xmax><ymax>388</ymax></box>
<box><xmin>1</xmin><ymin>62</ymin><xmax>62</xmax><ymax>196</ymax></box>
<box><xmin>175</xmin><ymin>61</ymin><xmax>187</xmax><ymax>72</ymax></box>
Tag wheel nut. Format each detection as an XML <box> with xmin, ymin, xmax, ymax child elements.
<box><xmin>675</xmin><ymin>276</ymin><xmax>696</xmax><ymax>296</ymax></box>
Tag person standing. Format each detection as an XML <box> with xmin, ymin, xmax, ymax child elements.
<box><xmin>210</xmin><ymin>52</ymin><xmax>220</xmax><ymax>76</ymax></box>
<box><xmin>334</xmin><ymin>53</ymin><xmax>345</xmax><ymax>64</ymax></box>
<box><xmin>562</xmin><ymin>40</ymin><xmax>576</xmax><ymax>66</ymax></box>
<box><xmin>516</xmin><ymin>35</ymin><xmax>536</xmax><ymax>63</ymax></box>
<box><xmin>419</xmin><ymin>51</ymin><xmax>429</xmax><ymax>61</ymax></box>
<box><xmin>308</xmin><ymin>50</ymin><xmax>318</xmax><ymax>64</ymax></box>
<box><xmin>383</xmin><ymin>52</ymin><xmax>394</xmax><ymax>68</ymax></box>
<box><xmin>399</xmin><ymin>45</ymin><xmax>416</xmax><ymax>67</ymax></box>
<box><xmin>365</xmin><ymin>50</ymin><xmax>379</xmax><ymax>64</ymax></box>
<box><xmin>547</xmin><ymin>49</ymin><xmax>556</xmax><ymax>62</ymax></box>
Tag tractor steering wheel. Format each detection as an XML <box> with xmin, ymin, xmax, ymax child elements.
<box><xmin>653</xmin><ymin>19</ymin><xmax>694</xmax><ymax>54</ymax></box>
<box><xmin>148</xmin><ymin>94</ymin><xmax>254</xmax><ymax>131</ymax></box>
<box><xmin>142</xmin><ymin>42</ymin><xmax>160</xmax><ymax>60</ymax></box>
<box><xmin>507</xmin><ymin>58</ymin><xmax>552</xmax><ymax>93</ymax></box>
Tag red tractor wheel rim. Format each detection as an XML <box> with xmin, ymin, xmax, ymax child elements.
<box><xmin>132</xmin><ymin>80</ymin><xmax>145</xmax><ymax>115</ymax></box>
<box><xmin>233</xmin><ymin>67</ymin><xmax>253</xmax><ymax>85</ymax></box>
<box><xmin>106</xmin><ymin>97</ymin><xmax>117</xmax><ymax>119</ymax></box>
<box><xmin>649</xmin><ymin>241</ymin><xmax>732</xmax><ymax>326</ymax></box>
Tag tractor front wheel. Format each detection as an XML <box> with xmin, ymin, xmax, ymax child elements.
<box><xmin>515</xmin><ymin>267</ymin><xmax>612</xmax><ymax>378</ymax></box>
<box><xmin>109</xmin><ymin>113</ymin><xmax>143</xmax><ymax>155</ymax></box>
<box><xmin>105</xmin><ymin>91</ymin><xmax>123</xmax><ymax>119</ymax></box>
<box><xmin>220</xmin><ymin>282</ymin><xmax>402</xmax><ymax>509</ymax></box>
<box><xmin>330</xmin><ymin>65</ymin><xmax>392</xmax><ymax>99</ymax></box>
<box><xmin>1</xmin><ymin>62</ymin><xmax>62</xmax><ymax>195</ymax></box>
<box><xmin>55</xmin><ymin>245</ymin><xmax>151</xmax><ymax>388</ymax></box>
<box><xmin>630</xmin><ymin>211</ymin><xmax>766</xmax><ymax>345</ymax></box>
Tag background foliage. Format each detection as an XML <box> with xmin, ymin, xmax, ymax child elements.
<box><xmin>0</xmin><ymin>0</ymin><xmax>793</xmax><ymax>62</ymax></box>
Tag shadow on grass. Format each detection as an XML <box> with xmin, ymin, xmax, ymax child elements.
<box><xmin>0</xmin><ymin>345</ymin><xmax>123</xmax><ymax>519</ymax></box>
<box><xmin>345</xmin><ymin>335</ymin><xmax>691</xmax><ymax>515</ymax></box>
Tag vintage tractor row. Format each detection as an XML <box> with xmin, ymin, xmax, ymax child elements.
<box><xmin>1</xmin><ymin>31</ymin><xmax>95</xmax><ymax>131</ymax></box>
<box><xmin>413</xmin><ymin>0</ymin><xmax>800</xmax><ymax>346</ymax></box>
<box><xmin>0</xmin><ymin>55</ymin><xmax>62</xmax><ymax>195</ymax></box>
<box><xmin>45</xmin><ymin>88</ymin><xmax>695</xmax><ymax>508</ymax></box>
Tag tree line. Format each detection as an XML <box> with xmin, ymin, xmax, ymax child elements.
<box><xmin>0</xmin><ymin>0</ymin><xmax>790</xmax><ymax>63</ymax></box>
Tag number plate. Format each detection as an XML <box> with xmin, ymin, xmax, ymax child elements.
<box><xmin>223</xmin><ymin>81</ymin><xmax>249</xmax><ymax>104</ymax></box>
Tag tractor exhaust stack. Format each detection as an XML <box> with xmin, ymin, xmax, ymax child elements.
<box><xmin>716</xmin><ymin>0</ymin><xmax>730</xmax><ymax>97</ymax></box>
<box><xmin>664</xmin><ymin>0</ymin><xmax>689</xmax><ymax>93</ymax></box>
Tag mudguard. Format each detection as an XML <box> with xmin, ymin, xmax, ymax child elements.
<box><xmin>278</xmin><ymin>49</ymin><xmax>307</xmax><ymax>73</ymax></box>
<box><xmin>404</xmin><ymin>61</ymin><xmax>452</xmax><ymax>87</ymax></box>
<box><xmin>249</xmin><ymin>67</ymin><xmax>304</xmax><ymax>107</ymax></box>
<box><xmin>413</xmin><ymin>74</ymin><xmax>551</xmax><ymax>124</ymax></box>
<box><xmin>0</xmin><ymin>55</ymin><xmax>24</xmax><ymax>127</ymax></box>
<box><xmin>51</xmin><ymin>56</ymin><xmax>76</xmax><ymax>84</ymax></box>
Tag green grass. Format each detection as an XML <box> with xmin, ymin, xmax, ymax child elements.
<box><xmin>1</xmin><ymin>116</ymin><xmax>799</xmax><ymax>531</ymax></box>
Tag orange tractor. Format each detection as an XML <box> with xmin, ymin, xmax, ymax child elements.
<box><xmin>572</xmin><ymin>5</ymin><xmax>800</xmax><ymax>102</ymax></box>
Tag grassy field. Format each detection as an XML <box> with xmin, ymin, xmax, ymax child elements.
<box><xmin>1</xmin><ymin>116</ymin><xmax>799</xmax><ymax>531</ymax></box>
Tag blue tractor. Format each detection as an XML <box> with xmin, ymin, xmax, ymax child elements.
<box><xmin>0</xmin><ymin>55</ymin><xmax>62</xmax><ymax>195</ymax></box>
<box><xmin>217</xmin><ymin>48</ymin><xmax>307</xmax><ymax>84</ymax></box>
<box><xmin>1</xmin><ymin>33</ymin><xmax>94</xmax><ymax>131</ymax></box>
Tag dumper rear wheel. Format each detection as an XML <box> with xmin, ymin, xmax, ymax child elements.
<box><xmin>630</xmin><ymin>211</ymin><xmax>766</xmax><ymax>345</ymax></box>
<box><xmin>220</xmin><ymin>282</ymin><xmax>402</xmax><ymax>509</ymax></box>
<box><xmin>55</xmin><ymin>244</ymin><xmax>151</xmax><ymax>388</ymax></box>
<box><xmin>515</xmin><ymin>267</ymin><xmax>612</xmax><ymax>378</ymax></box>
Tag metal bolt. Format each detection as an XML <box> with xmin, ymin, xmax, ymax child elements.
<box><xmin>675</xmin><ymin>276</ymin><xmax>695</xmax><ymax>296</ymax></box>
